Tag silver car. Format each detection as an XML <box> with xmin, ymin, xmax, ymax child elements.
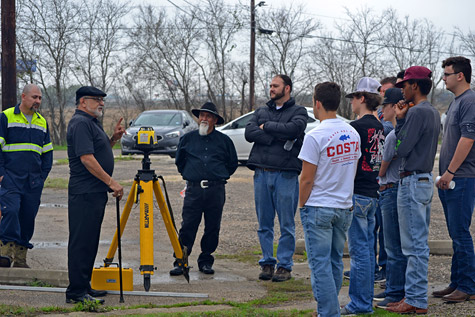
<box><xmin>217</xmin><ymin>107</ymin><xmax>350</xmax><ymax>164</ymax></box>
<box><xmin>121</xmin><ymin>110</ymin><xmax>198</xmax><ymax>158</ymax></box>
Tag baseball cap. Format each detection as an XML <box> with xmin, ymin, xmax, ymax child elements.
<box><xmin>382</xmin><ymin>88</ymin><xmax>404</xmax><ymax>105</ymax></box>
<box><xmin>345</xmin><ymin>77</ymin><xmax>381</xmax><ymax>98</ymax></box>
<box><xmin>395</xmin><ymin>66</ymin><xmax>432</xmax><ymax>88</ymax></box>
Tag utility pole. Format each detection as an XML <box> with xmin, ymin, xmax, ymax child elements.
<box><xmin>1</xmin><ymin>0</ymin><xmax>16</xmax><ymax>110</ymax></box>
<box><xmin>249</xmin><ymin>0</ymin><xmax>255</xmax><ymax>112</ymax></box>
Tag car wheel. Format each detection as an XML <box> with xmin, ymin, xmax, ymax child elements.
<box><xmin>169</xmin><ymin>153</ymin><xmax>176</xmax><ymax>159</ymax></box>
<box><xmin>238</xmin><ymin>160</ymin><xmax>247</xmax><ymax>165</ymax></box>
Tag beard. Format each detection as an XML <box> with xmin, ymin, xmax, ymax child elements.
<box><xmin>270</xmin><ymin>88</ymin><xmax>285</xmax><ymax>101</ymax></box>
<box><xmin>87</xmin><ymin>105</ymin><xmax>103</xmax><ymax>118</ymax></box>
<box><xmin>29</xmin><ymin>103</ymin><xmax>40</xmax><ymax>113</ymax></box>
<box><xmin>199</xmin><ymin>121</ymin><xmax>209</xmax><ymax>136</ymax></box>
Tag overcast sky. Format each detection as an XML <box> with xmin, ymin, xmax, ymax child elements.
<box><xmin>136</xmin><ymin>0</ymin><xmax>474</xmax><ymax>35</ymax></box>
<box><xmin>258</xmin><ymin>0</ymin><xmax>474</xmax><ymax>34</ymax></box>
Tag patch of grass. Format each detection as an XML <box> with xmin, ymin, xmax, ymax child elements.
<box><xmin>26</xmin><ymin>278</ymin><xmax>54</xmax><ymax>288</ymax></box>
<box><xmin>54</xmin><ymin>158</ymin><xmax>69</xmax><ymax>165</ymax></box>
<box><xmin>52</xmin><ymin>144</ymin><xmax>67</xmax><ymax>151</ymax></box>
<box><xmin>216</xmin><ymin>244</ymin><xmax>307</xmax><ymax>264</ymax></box>
<box><xmin>214</xmin><ymin>245</ymin><xmax>262</xmax><ymax>264</ymax></box>
<box><xmin>115</xmin><ymin>155</ymin><xmax>141</xmax><ymax>161</ymax></box>
<box><xmin>44</xmin><ymin>177</ymin><xmax>68</xmax><ymax>189</ymax></box>
<box><xmin>72</xmin><ymin>299</ymin><xmax>114</xmax><ymax>313</ymax></box>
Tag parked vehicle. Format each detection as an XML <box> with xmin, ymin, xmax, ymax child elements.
<box><xmin>120</xmin><ymin>110</ymin><xmax>198</xmax><ymax>157</ymax></box>
<box><xmin>217</xmin><ymin>107</ymin><xmax>350</xmax><ymax>164</ymax></box>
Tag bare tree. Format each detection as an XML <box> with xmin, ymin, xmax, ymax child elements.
<box><xmin>72</xmin><ymin>0</ymin><xmax>128</xmax><ymax>92</ymax></box>
<box><xmin>187</xmin><ymin>0</ymin><xmax>244</xmax><ymax>122</ymax></box>
<box><xmin>255</xmin><ymin>3</ymin><xmax>320</xmax><ymax>101</ymax></box>
<box><xmin>128</xmin><ymin>5</ymin><xmax>202</xmax><ymax>113</ymax></box>
<box><xmin>309</xmin><ymin>34</ymin><xmax>362</xmax><ymax>119</ymax></box>
<box><xmin>383</xmin><ymin>9</ymin><xmax>447</xmax><ymax>103</ymax></box>
<box><xmin>335</xmin><ymin>7</ymin><xmax>388</xmax><ymax>78</ymax></box>
<box><xmin>228</xmin><ymin>61</ymin><xmax>249</xmax><ymax>118</ymax></box>
<box><xmin>17</xmin><ymin>0</ymin><xmax>80</xmax><ymax>145</ymax></box>
<box><xmin>456</xmin><ymin>28</ymin><xmax>475</xmax><ymax>85</ymax></box>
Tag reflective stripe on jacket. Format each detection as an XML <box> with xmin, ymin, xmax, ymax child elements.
<box><xmin>0</xmin><ymin>104</ymin><xmax>53</xmax><ymax>189</ymax></box>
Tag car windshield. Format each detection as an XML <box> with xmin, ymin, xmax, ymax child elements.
<box><xmin>133</xmin><ymin>112</ymin><xmax>182</xmax><ymax>127</ymax></box>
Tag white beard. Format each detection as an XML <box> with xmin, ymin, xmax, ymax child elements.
<box><xmin>199</xmin><ymin>122</ymin><xmax>209</xmax><ymax>136</ymax></box>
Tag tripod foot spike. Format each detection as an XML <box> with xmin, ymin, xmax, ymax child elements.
<box><xmin>144</xmin><ymin>274</ymin><xmax>151</xmax><ymax>292</ymax></box>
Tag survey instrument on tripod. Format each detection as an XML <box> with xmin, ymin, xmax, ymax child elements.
<box><xmin>94</xmin><ymin>126</ymin><xmax>189</xmax><ymax>292</ymax></box>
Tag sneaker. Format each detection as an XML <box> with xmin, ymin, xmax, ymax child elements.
<box><xmin>272</xmin><ymin>267</ymin><xmax>291</xmax><ymax>282</ymax></box>
<box><xmin>373</xmin><ymin>291</ymin><xmax>386</xmax><ymax>301</ymax></box>
<box><xmin>258</xmin><ymin>265</ymin><xmax>274</xmax><ymax>280</ymax></box>
<box><xmin>340</xmin><ymin>306</ymin><xmax>356</xmax><ymax>316</ymax></box>
<box><xmin>374</xmin><ymin>270</ymin><xmax>386</xmax><ymax>283</ymax></box>
<box><xmin>376</xmin><ymin>297</ymin><xmax>402</xmax><ymax>309</ymax></box>
<box><xmin>343</xmin><ymin>270</ymin><xmax>350</xmax><ymax>280</ymax></box>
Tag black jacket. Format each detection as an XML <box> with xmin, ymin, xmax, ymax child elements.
<box><xmin>245</xmin><ymin>97</ymin><xmax>308</xmax><ymax>173</ymax></box>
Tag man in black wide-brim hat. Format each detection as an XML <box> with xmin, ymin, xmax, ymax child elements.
<box><xmin>170</xmin><ymin>102</ymin><xmax>238</xmax><ymax>275</ymax></box>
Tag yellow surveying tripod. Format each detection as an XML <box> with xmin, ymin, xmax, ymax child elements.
<box><xmin>102</xmin><ymin>127</ymin><xmax>189</xmax><ymax>291</ymax></box>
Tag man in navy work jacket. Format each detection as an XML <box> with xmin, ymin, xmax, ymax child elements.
<box><xmin>169</xmin><ymin>102</ymin><xmax>238</xmax><ymax>276</ymax></box>
<box><xmin>0</xmin><ymin>84</ymin><xmax>53</xmax><ymax>268</ymax></box>
<box><xmin>245</xmin><ymin>74</ymin><xmax>308</xmax><ymax>282</ymax></box>
<box><xmin>66</xmin><ymin>86</ymin><xmax>125</xmax><ymax>304</ymax></box>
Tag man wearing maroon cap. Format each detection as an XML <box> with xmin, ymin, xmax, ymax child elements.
<box><xmin>385</xmin><ymin>66</ymin><xmax>440</xmax><ymax>314</ymax></box>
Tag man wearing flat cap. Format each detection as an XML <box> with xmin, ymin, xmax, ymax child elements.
<box><xmin>169</xmin><ymin>102</ymin><xmax>237</xmax><ymax>276</ymax></box>
<box><xmin>65</xmin><ymin>86</ymin><xmax>125</xmax><ymax>304</ymax></box>
<box><xmin>385</xmin><ymin>66</ymin><xmax>440</xmax><ymax>314</ymax></box>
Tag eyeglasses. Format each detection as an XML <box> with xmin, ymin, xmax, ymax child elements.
<box><xmin>83</xmin><ymin>97</ymin><xmax>105</xmax><ymax>102</ymax></box>
<box><xmin>443</xmin><ymin>72</ymin><xmax>459</xmax><ymax>78</ymax></box>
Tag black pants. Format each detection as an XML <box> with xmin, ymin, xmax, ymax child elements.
<box><xmin>66</xmin><ymin>192</ymin><xmax>107</xmax><ymax>299</ymax></box>
<box><xmin>178</xmin><ymin>184</ymin><xmax>225</xmax><ymax>268</ymax></box>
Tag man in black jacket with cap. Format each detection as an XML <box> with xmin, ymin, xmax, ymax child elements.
<box><xmin>169</xmin><ymin>102</ymin><xmax>237</xmax><ymax>276</ymax></box>
<box><xmin>65</xmin><ymin>86</ymin><xmax>126</xmax><ymax>304</ymax></box>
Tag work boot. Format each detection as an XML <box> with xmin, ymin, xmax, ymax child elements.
<box><xmin>0</xmin><ymin>241</ymin><xmax>13</xmax><ymax>267</ymax></box>
<box><xmin>12</xmin><ymin>244</ymin><xmax>30</xmax><ymax>268</ymax></box>
<box><xmin>258</xmin><ymin>265</ymin><xmax>274</xmax><ymax>280</ymax></box>
<box><xmin>272</xmin><ymin>267</ymin><xmax>291</xmax><ymax>282</ymax></box>
<box><xmin>0</xmin><ymin>241</ymin><xmax>12</xmax><ymax>267</ymax></box>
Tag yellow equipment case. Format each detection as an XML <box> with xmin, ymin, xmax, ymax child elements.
<box><xmin>91</xmin><ymin>266</ymin><xmax>133</xmax><ymax>291</ymax></box>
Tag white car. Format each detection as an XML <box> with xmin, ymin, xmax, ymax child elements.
<box><xmin>217</xmin><ymin>107</ymin><xmax>350</xmax><ymax>163</ymax></box>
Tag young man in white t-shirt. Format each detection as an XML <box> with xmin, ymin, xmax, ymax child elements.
<box><xmin>299</xmin><ymin>82</ymin><xmax>361</xmax><ymax>317</ymax></box>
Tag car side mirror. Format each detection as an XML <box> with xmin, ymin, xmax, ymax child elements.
<box><xmin>183</xmin><ymin>120</ymin><xmax>190</xmax><ymax>128</ymax></box>
<box><xmin>129</xmin><ymin>120</ymin><xmax>134</xmax><ymax>127</ymax></box>
<box><xmin>231</xmin><ymin>122</ymin><xmax>239</xmax><ymax>129</ymax></box>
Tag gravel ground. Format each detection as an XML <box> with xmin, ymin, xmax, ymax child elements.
<box><xmin>24</xmin><ymin>150</ymin><xmax>475</xmax><ymax>315</ymax></box>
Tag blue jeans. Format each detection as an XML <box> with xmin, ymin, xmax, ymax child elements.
<box><xmin>380</xmin><ymin>185</ymin><xmax>406</xmax><ymax>301</ymax></box>
<box><xmin>345</xmin><ymin>194</ymin><xmax>377</xmax><ymax>314</ymax></box>
<box><xmin>438</xmin><ymin>177</ymin><xmax>475</xmax><ymax>294</ymax></box>
<box><xmin>397</xmin><ymin>173</ymin><xmax>433</xmax><ymax>309</ymax></box>
<box><xmin>374</xmin><ymin>202</ymin><xmax>387</xmax><ymax>272</ymax></box>
<box><xmin>301</xmin><ymin>206</ymin><xmax>353</xmax><ymax>317</ymax></box>
<box><xmin>254</xmin><ymin>169</ymin><xmax>298</xmax><ymax>271</ymax></box>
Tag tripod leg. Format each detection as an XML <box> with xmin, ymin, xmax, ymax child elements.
<box><xmin>153</xmin><ymin>181</ymin><xmax>189</xmax><ymax>282</ymax></box>
<box><xmin>104</xmin><ymin>180</ymin><xmax>138</xmax><ymax>265</ymax></box>
<box><xmin>153</xmin><ymin>181</ymin><xmax>184</xmax><ymax>257</ymax></box>
<box><xmin>139</xmin><ymin>179</ymin><xmax>155</xmax><ymax>291</ymax></box>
